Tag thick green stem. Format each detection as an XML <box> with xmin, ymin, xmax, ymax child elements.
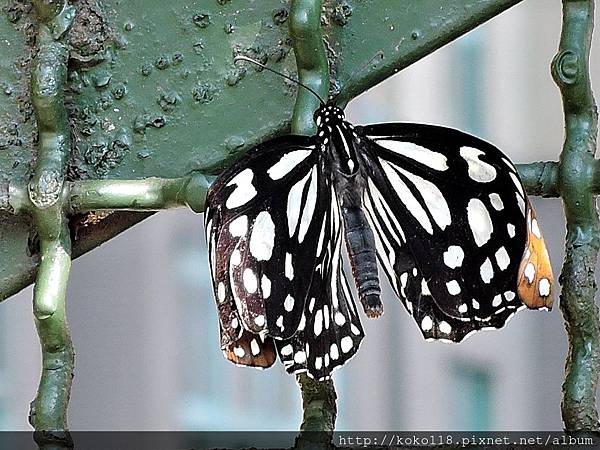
<box><xmin>553</xmin><ymin>0</ymin><xmax>600</xmax><ymax>432</ymax></box>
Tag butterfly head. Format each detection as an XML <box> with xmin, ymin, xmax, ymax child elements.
<box><xmin>314</xmin><ymin>104</ymin><xmax>345</xmax><ymax>130</ymax></box>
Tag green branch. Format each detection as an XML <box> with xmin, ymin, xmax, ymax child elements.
<box><xmin>552</xmin><ymin>0</ymin><xmax>600</xmax><ymax>432</ymax></box>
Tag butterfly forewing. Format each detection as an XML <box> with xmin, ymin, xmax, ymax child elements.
<box><xmin>357</xmin><ymin>123</ymin><xmax>552</xmax><ymax>341</ymax></box>
<box><xmin>206</xmin><ymin>136</ymin><xmax>334</xmax><ymax>342</ymax></box>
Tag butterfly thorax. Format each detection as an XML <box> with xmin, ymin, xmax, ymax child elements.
<box><xmin>315</xmin><ymin>104</ymin><xmax>360</xmax><ymax>177</ymax></box>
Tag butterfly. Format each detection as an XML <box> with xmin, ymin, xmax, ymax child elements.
<box><xmin>204</xmin><ymin>59</ymin><xmax>554</xmax><ymax>381</ymax></box>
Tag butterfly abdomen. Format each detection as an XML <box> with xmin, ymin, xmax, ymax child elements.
<box><xmin>341</xmin><ymin>200</ymin><xmax>383</xmax><ymax>318</ymax></box>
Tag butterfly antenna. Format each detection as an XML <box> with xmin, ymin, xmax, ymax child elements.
<box><xmin>341</xmin><ymin>50</ymin><xmax>385</xmax><ymax>92</ymax></box>
<box><xmin>234</xmin><ymin>55</ymin><xmax>325</xmax><ymax>105</ymax></box>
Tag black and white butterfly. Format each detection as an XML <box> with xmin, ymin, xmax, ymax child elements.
<box><xmin>204</xmin><ymin>61</ymin><xmax>554</xmax><ymax>381</ymax></box>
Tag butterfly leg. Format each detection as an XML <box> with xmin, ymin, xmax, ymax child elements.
<box><xmin>342</xmin><ymin>204</ymin><xmax>383</xmax><ymax>318</ymax></box>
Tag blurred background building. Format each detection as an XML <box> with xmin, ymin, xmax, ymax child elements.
<box><xmin>1</xmin><ymin>0</ymin><xmax>599</xmax><ymax>432</ymax></box>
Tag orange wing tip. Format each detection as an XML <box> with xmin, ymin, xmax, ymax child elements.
<box><xmin>517</xmin><ymin>202</ymin><xmax>555</xmax><ymax>310</ymax></box>
<box><xmin>222</xmin><ymin>330</ymin><xmax>277</xmax><ymax>369</ymax></box>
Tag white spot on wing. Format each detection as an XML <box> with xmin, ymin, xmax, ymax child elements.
<box><xmin>531</xmin><ymin>218</ymin><xmax>542</xmax><ymax>238</ymax></box>
<box><xmin>297</xmin><ymin>168</ymin><xmax>318</xmax><ymax>243</ymax></box>
<box><xmin>524</xmin><ymin>263</ymin><xmax>536</xmax><ymax>283</ymax></box>
<box><xmin>446</xmin><ymin>280</ymin><xmax>461</xmax><ymax>295</ymax></box>
<box><xmin>298</xmin><ymin>314</ymin><xmax>306</xmax><ymax>331</ymax></box>
<box><xmin>284</xmin><ymin>295</ymin><xmax>295</xmax><ymax>312</ymax></box>
<box><xmin>249</xmin><ymin>211</ymin><xmax>275</xmax><ymax>261</ymax></box>
<box><xmin>439</xmin><ymin>321</ymin><xmax>452</xmax><ymax>334</ymax></box>
<box><xmin>460</xmin><ymin>146</ymin><xmax>497</xmax><ymax>182</ymax></box>
<box><xmin>421</xmin><ymin>316</ymin><xmax>433</xmax><ymax>331</ymax></box>
<box><xmin>315</xmin><ymin>357</ymin><xmax>323</xmax><ymax>370</ymax></box>
<box><xmin>467</xmin><ymin>198</ymin><xmax>494</xmax><ymax>247</ymax></box>
<box><xmin>492</xmin><ymin>295</ymin><xmax>502</xmax><ymax>307</ymax></box>
<box><xmin>250</xmin><ymin>339</ymin><xmax>260</xmax><ymax>356</ymax></box>
<box><xmin>480</xmin><ymin>257</ymin><xmax>494</xmax><ymax>284</ymax></box>
<box><xmin>495</xmin><ymin>246</ymin><xmax>510</xmax><ymax>271</ymax></box>
<box><xmin>281</xmin><ymin>344</ymin><xmax>293</xmax><ymax>356</ymax></box>
<box><xmin>226</xmin><ymin>169</ymin><xmax>257</xmax><ymax>209</ymax></box>
<box><xmin>230</xmin><ymin>249</ymin><xmax>241</xmax><ymax>266</ymax></box>
<box><xmin>340</xmin><ymin>336</ymin><xmax>353</xmax><ymax>353</ymax></box>
<box><xmin>443</xmin><ymin>245</ymin><xmax>464</xmax><ymax>269</ymax></box>
<box><xmin>507</xmin><ymin>223</ymin><xmax>516</xmax><ymax>238</ymax></box>
<box><xmin>489</xmin><ymin>193</ymin><xmax>504</xmax><ymax>211</ymax></box>
<box><xmin>294</xmin><ymin>351</ymin><xmax>307</xmax><ymax>364</ymax></box>
<box><xmin>243</xmin><ymin>268</ymin><xmax>258</xmax><ymax>293</ymax></box>
<box><xmin>421</xmin><ymin>278</ymin><xmax>431</xmax><ymax>296</ymax></box>
<box><xmin>397</xmin><ymin>166</ymin><xmax>451</xmax><ymax>231</ymax></box>
<box><xmin>285</xmin><ymin>253</ymin><xmax>294</xmax><ymax>280</ymax></box>
<box><xmin>267</xmin><ymin>149</ymin><xmax>312</xmax><ymax>180</ymax></box>
<box><xmin>539</xmin><ymin>278</ymin><xmax>551</xmax><ymax>296</ymax></box>
<box><xmin>217</xmin><ymin>282</ymin><xmax>226</xmax><ymax>302</ymax></box>
<box><xmin>228</xmin><ymin>216</ymin><xmax>248</xmax><ymax>237</ymax></box>
<box><xmin>380</xmin><ymin>159</ymin><xmax>433</xmax><ymax>234</ymax></box>
<box><xmin>334</xmin><ymin>312</ymin><xmax>346</xmax><ymax>326</ymax></box>
<box><xmin>287</xmin><ymin>171</ymin><xmax>311</xmax><ymax>237</ymax></box>
<box><xmin>314</xmin><ymin>309</ymin><xmax>323</xmax><ymax>336</ymax></box>
<box><xmin>375</xmin><ymin>140</ymin><xmax>448</xmax><ymax>171</ymax></box>
<box><xmin>261</xmin><ymin>275</ymin><xmax>271</xmax><ymax>299</ymax></box>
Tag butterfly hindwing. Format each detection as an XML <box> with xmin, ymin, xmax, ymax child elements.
<box><xmin>221</xmin><ymin>328</ymin><xmax>277</xmax><ymax>369</ymax></box>
<box><xmin>357</xmin><ymin>123</ymin><xmax>553</xmax><ymax>341</ymax></box>
<box><xmin>517</xmin><ymin>201</ymin><xmax>554</xmax><ymax>309</ymax></box>
<box><xmin>276</xmin><ymin>193</ymin><xmax>365</xmax><ymax>379</ymax></box>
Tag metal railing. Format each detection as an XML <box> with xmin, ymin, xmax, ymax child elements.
<box><xmin>0</xmin><ymin>0</ymin><xmax>597</xmax><ymax>446</ymax></box>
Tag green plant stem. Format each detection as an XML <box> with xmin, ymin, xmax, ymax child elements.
<box><xmin>552</xmin><ymin>0</ymin><xmax>600</xmax><ymax>432</ymax></box>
